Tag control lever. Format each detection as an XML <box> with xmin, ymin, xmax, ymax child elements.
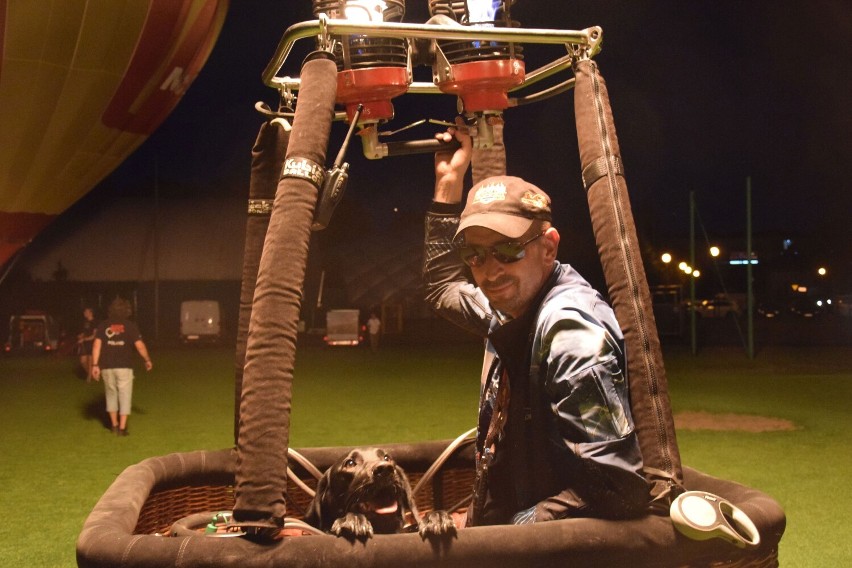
<box><xmin>312</xmin><ymin>104</ymin><xmax>363</xmax><ymax>231</ymax></box>
<box><xmin>385</xmin><ymin>137</ymin><xmax>461</xmax><ymax>157</ymax></box>
<box><xmin>359</xmin><ymin>114</ymin><xmax>494</xmax><ymax>159</ymax></box>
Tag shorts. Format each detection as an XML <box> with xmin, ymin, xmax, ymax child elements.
<box><xmin>102</xmin><ymin>368</ymin><xmax>134</xmax><ymax>415</ymax></box>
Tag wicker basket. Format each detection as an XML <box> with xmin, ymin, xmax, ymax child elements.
<box><xmin>135</xmin><ymin>466</ymin><xmax>474</xmax><ymax>537</ymax></box>
<box><xmin>77</xmin><ymin>443</ymin><xmax>783</xmax><ymax>568</ymax></box>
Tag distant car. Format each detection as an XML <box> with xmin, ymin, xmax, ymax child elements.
<box><xmin>4</xmin><ymin>312</ymin><xmax>60</xmax><ymax>353</ymax></box>
<box><xmin>836</xmin><ymin>294</ymin><xmax>852</xmax><ymax>317</ymax></box>
<box><xmin>757</xmin><ymin>302</ymin><xmax>782</xmax><ymax>318</ymax></box>
<box><xmin>789</xmin><ymin>297</ymin><xmax>820</xmax><ymax>318</ymax></box>
<box><xmin>695</xmin><ymin>298</ymin><xmax>741</xmax><ymax>319</ymax></box>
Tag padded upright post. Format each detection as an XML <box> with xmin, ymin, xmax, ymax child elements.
<box><xmin>573</xmin><ymin>58</ymin><xmax>683</xmax><ymax>509</ymax></box>
<box><xmin>233</xmin><ymin>53</ymin><xmax>338</xmax><ymax>534</ymax></box>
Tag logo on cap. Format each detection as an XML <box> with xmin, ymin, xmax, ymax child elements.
<box><xmin>472</xmin><ymin>182</ymin><xmax>507</xmax><ymax>205</ymax></box>
<box><xmin>521</xmin><ymin>191</ymin><xmax>548</xmax><ymax>210</ymax></box>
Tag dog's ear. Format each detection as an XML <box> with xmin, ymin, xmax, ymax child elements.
<box><xmin>304</xmin><ymin>469</ymin><xmax>332</xmax><ymax>530</ymax></box>
<box><xmin>395</xmin><ymin>464</ymin><xmax>420</xmax><ymax>523</ymax></box>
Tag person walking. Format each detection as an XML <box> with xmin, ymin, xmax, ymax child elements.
<box><xmin>91</xmin><ymin>297</ymin><xmax>153</xmax><ymax>436</ymax></box>
<box><xmin>367</xmin><ymin>311</ymin><xmax>382</xmax><ymax>352</ymax></box>
<box><xmin>76</xmin><ymin>306</ymin><xmax>97</xmax><ymax>381</ymax></box>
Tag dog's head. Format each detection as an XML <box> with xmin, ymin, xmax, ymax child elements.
<box><xmin>304</xmin><ymin>447</ymin><xmax>418</xmax><ymax>534</ymax></box>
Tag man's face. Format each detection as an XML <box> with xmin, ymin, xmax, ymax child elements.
<box><xmin>462</xmin><ymin>225</ymin><xmax>559</xmax><ymax>319</ymax></box>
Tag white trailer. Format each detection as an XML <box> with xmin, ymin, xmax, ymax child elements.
<box><xmin>324</xmin><ymin>309</ymin><xmax>362</xmax><ymax>346</ymax></box>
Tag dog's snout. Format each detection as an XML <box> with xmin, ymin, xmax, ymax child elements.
<box><xmin>374</xmin><ymin>462</ymin><xmax>394</xmax><ymax>478</ymax></box>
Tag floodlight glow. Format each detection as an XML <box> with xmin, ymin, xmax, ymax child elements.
<box><xmin>344</xmin><ymin>0</ymin><xmax>387</xmax><ymax>22</ymax></box>
<box><xmin>467</xmin><ymin>0</ymin><xmax>501</xmax><ymax>24</ymax></box>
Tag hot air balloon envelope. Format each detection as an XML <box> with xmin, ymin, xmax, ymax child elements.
<box><xmin>0</xmin><ymin>0</ymin><xmax>229</xmax><ymax>268</ymax></box>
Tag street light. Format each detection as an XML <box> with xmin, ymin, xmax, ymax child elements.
<box><xmin>709</xmin><ymin>246</ymin><xmax>720</xmax><ymax>257</ymax></box>
<box><xmin>661</xmin><ymin>252</ymin><xmax>672</xmax><ymax>264</ymax></box>
<box><xmin>692</xmin><ymin>270</ymin><xmax>701</xmax><ymax>278</ymax></box>
<box><xmin>818</xmin><ymin>267</ymin><xmax>827</xmax><ymax>276</ymax></box>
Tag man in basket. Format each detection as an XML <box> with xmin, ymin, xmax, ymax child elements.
<box><xmin>423</xmin><ymin>120</ymin><xmax>650</xmax><ymax>526</ymax></box>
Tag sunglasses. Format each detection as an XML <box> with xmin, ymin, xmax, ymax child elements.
<box><xmin>458</xmin><ymin>231</ymin><xmax>546</xmax><ymax>268</ymax></box>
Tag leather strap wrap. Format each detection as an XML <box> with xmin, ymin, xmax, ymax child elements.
<box><xmin>582</xmin><ymin>154</ymin><xmax>624</xmax><ymax>192</ymax></box>
<box><xmin>281</xmin><ymin>157</ymin><xmax>326</xmax><ymax>189</ymax></box>
<box><xmin>247</xmin><ymin>199</ymin><xmax>274</xmax><ymax>215</ymax></box>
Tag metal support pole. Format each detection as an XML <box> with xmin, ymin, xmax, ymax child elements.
<box><xmin>153</xmin><ymin>157</ymin><xmax>160</xmax><ymax>343</ymax></box>
<box><xmin>690</xmin><ymin>190</ymin><xmax>697</xmax><ymax>355</ymax></box>
<box><xmin>746</xmin><ymin>176</ymin><xmax>754</xmax><ymax>358</ymax></box>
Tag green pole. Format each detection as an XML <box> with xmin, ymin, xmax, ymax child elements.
<box><xmin>153</xmin><ymin>156</ymin><xmax>160</xmax><ymax>344</ymax></box>
<box><xmin>746</xmin><ymin>176</ymin><xmax>754</xmax><ymax>358</ymax></box>
<box><xmin>690</xmin><ymin>190</ymin><xmax>697</xmax><ymax>355</ymax></box>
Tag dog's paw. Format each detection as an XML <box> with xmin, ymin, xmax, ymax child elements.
<box><xmin>331</xmin><ymin>513</ymin><xmax>374</xmax><ymax>539</ymax></box>
<box><xmin>418</xmin><ymin>510</ymin><xmax>457</xmax><ymax>539</ymax></box>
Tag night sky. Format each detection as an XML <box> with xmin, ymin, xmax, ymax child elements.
<box><xmin>35</xmin><ymin>0</ymin><xmax>852</xmax><ymax>284</ymax></box>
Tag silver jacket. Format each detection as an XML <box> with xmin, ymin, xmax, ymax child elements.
<box><xmin>424</xmin><ymin>207</ymin><xmax>649</xmax><ymax>524</ymax></box>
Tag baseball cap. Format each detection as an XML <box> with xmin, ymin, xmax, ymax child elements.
<box><xmin>455</xmin><ymin>176</ymin><xmax>552</xmax><ymax>240</ymax></box>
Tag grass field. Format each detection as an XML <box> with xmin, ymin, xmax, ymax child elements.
<box><xmin>1</xmin><ymin>341</ymin><xmax>850</xmax><ymax>566</ymax></box>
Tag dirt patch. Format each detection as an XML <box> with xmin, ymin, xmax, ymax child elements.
<box><xmin>674</xmin><ymin>411</ymin><xmax>797</xmax><ymax>432</ymax></box>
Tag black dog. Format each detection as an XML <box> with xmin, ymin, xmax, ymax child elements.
<box><xmin>304</xmin><ymin>447</ymin><xmax>456</xmax><ymax>539</ymax></box>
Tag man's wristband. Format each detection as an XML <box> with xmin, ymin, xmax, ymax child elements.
<box><xmin>429</xmin><ymin>200</ymin><xmax>464</xmax><ymax>215</ymax></box>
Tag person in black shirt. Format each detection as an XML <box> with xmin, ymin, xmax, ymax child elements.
<box><xmin>91</xmin><ymin>298</ymin><xmax>153</xmax><ymax>436</ymax></box>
